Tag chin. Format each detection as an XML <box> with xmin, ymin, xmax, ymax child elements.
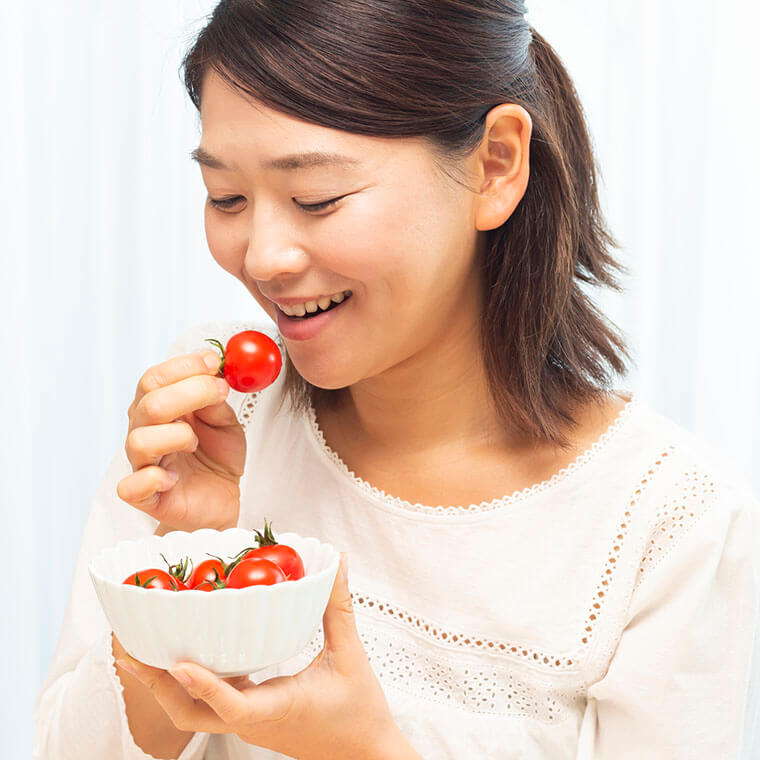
<box><xmin>287</xmin><ymin>353</ymin><xmax>363</xmax><ymax>391</ymax></box>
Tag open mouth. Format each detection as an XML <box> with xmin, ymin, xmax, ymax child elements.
<box><xmin>283</xmin><ymin>292</ymin><xmax>353</xmax><ymax>320</ymax></box>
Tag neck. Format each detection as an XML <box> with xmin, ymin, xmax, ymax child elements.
<box><xmin>335</xmin><ymin>313</ymin><xmax>521</xmax><ymax>457</ymax></box>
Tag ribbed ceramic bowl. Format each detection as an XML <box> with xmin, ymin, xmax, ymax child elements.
<box><xmin>89</xmin><ymin>528</ymin><xmax>339</xmax><ymax>676</ymax></box>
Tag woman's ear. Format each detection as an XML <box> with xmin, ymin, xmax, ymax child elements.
<box><xmin>471</xmin><ymin>104</ymin><xmax>532</xmax><ymax>231</ymax></box>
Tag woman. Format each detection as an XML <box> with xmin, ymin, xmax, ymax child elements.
<box><xmin>34</xmin><ymin>1</ymin><xmax>759</xmax><ymax>758</ymax></box>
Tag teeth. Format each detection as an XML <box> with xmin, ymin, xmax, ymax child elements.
<box><xmin>279</xmin><ymin>290</ymin><xmax>352</xmax><ymax>317</ymax></box>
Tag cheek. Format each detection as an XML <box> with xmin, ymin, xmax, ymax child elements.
<box><xmin>205</xmin><ymin>208</ymin><xmax>246</xmax><ymax>275</ymax></box>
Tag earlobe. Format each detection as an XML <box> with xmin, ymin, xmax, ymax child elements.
<box><xmin>473</xmin><ymin>104</ymin><xmax>532</xmax><ymax>231</ymax></box>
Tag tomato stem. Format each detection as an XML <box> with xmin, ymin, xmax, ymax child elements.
<box><xmin>254</xmin><ymin>518</ymin><xmax>278</xmax><ymax>547</ymax></box>
<box><xmin>204</xmin><ymin>337</ymin><xmax>226</xmax><ymax>376</ymax></box>
<box><xmin>160</xmin><ymin>552</ymin><xmax>193</xmax><ymax>584</ymax></box>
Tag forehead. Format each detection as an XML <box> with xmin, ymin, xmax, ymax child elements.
<box><xmin>197</xmin><ymin>69</ymin><xmax>433</xmax><ymax>174</ymax></box>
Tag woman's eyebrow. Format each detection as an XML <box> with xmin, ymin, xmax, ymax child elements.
<box><xmin>190</xmin><ymin>146</ymin><xmax>361</xmax><ymax>172</ymax></box>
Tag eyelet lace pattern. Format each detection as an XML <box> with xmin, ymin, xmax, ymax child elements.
<box><xmin>305</xmin><ymin>392</ymin><xmax>639</xmax><ymax>515</ymax></box>
<box><xmin>297</xmin><ymin>619</ymin><xmax>587</xmax><ymax>720</ymax></box>
<box><xmin>237</xmin><ymin>391</ymin><xmax>262</xmax><ymax>432</ymax></box>
<box><xmin>633</xmin><ymin>464</ymin><xmax>716</xmax><ymax>592</ymax></box>
<box><xmin>284</xmin><ymin>443</ymin><xmax>718</xmax><ymax>716</ymax></box>
<box><xmin>232</xmin><ymin>372</ymin><xmax>718</xmax><ymax>716</ymax></box>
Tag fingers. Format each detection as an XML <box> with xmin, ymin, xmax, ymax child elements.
<box><xmin>116</xmin><ymin>465</ymin><xmax>180</xmax><ymax>512</ymax></box>
<box><xmin>116</xmin><ymin>656</ymin><xmax>228</xmax><ymax>734</ymax></box>
<box><xmin>134</xmin><ymin>351</ymin><xmax>221</xmax><ymax>406</ymax></box>
<box><xmin>132</xmin><ymin>373</ymin><xmax>229</xmax><ymax>430</ymax></box>
<box><xmin>125</xmin><ymin>421</ymin><xmax>198</xmax><ymax>470</ymax></box>
<box><xmin>169</xmin><ymin>663</ymin><xmax>293</xmax><ymax>726</ymax></box>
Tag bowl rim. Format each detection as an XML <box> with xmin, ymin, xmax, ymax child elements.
<box><xmin>88</xmin><ymin>527</ymin><xmax>339</xmax><ymax>596</ymax></box>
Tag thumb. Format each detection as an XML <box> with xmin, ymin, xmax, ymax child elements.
<box><xmin>322</xmin><ymin>552</ymin><xmax>359</xmax><ymax>655</ymax></box>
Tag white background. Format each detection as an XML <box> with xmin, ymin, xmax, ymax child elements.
<box><xmin>2</xmin><ymin>1</ymin><xmax>758</xmax><ymax>756</ymax></box>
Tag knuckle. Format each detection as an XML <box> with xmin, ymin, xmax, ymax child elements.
<box><xmin>125</xmin><ymin>427</ymin><xmax>144</xmax><ymax>454</ymax></box>
<box><xmin>142</xmin><ymin>392</ymin><xmax>165</xmax><ymax>421</ymax></box>
<box><xmin>142</xmin><ymin>673</ymin><xmax>162</xmax><ymax>694</ymax></box>
<box><xmin>136</xmin><ymin>370</ymin><xmax>157</xmax><ymax>398</ymax></box>
<box><xmin>195</xmin><ymin>683</ymin><xmax>218</xmax><ymax>703</ymax></box>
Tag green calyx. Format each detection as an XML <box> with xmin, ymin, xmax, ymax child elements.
<box><xmin>134</xmin><ymin>572</ymin><xmax>158</xmax><ymax>588</ymax></box>
<box><xmin>204</xmin><ymin>337</ymin><xmax>226</xmax><ymax>376</ymax></box>
<box><xmin>161</xmin><ymin>553</ymin><xmax>193</xmax><ymax>584</ymax></box>
<box><xmin>223</xmin><ymin>519</ymin><xmax>279</xmax><ymax>575</ymax></box>
<box><xmin>254</xmin><ymin>518</ymin><xmax>278</xmax><ymax>547</ymax></box>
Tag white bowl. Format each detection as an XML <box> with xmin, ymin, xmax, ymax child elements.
<box><xmin>89</xmin><ymin>528</ymin><xmax>339</xmax><ymax>676</ymax></box>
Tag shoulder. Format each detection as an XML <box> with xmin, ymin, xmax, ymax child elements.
<box><xmin>623</xmin><ymin>396</ymin><xmax>760</xmax><ymax>577</ymax></box>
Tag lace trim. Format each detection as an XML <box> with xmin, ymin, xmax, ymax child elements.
<box><xmin>298</xmin><ymin>618</ymin><xmax>586</xmax><ymax>719</ymax></box>
<box><xmin>289</xmin><ymin>448</ymin><xmax>680</xmax><ymax>692</ymax></box>
<box><xmin>348</xmin><ymin>588</ymin><xmax>579</xmax><ymax>670</ymax></box>
<box><xmin>237</xmin><ymin>391</ymin><xmax>262</xmax><ymax>432</ymax></box>
<box><xmin>305</xmin><ymin>391</ymin><xmax>639</xmax><ymax>515</ymax></box>
<box><xmin>578</xmin><ymin>446</ymin><xmax>675</xmax><ymax>649</ymax></box>
<box><xmin>633</xmin><ymin>464</ymin><xmax>716</xmax><ymax>592</ymax></box>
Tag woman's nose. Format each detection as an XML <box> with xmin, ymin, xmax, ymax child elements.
<box><xmin>243</xmin><ymin>208</ymin><xmax>309</xmax><ymax>282</ymax></box>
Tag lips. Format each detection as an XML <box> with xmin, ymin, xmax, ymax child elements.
<box><xmin>274</xmin><ymin>292</ymin><xmax>352</xmax><ymax>341</ymax></box>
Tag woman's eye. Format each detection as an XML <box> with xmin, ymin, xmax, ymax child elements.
<box><xmin>207</xmin><ymin>195</ymin><xmax>344</xmax><ymax>214</ymax></box>
<box><xmin>295</xmin><ymin>196</ymin><xmax>343</xmax><ymax>214</ymax></box>
<box><xmin>208</xmin><ymin>195</ymin><xmax>244</xmax><ymax>210</ymax></box>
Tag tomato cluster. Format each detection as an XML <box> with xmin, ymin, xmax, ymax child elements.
<box><xmin>122</xmin><ymin>520</ymin><xmax>305</xmax><ymax>591</ymax></box>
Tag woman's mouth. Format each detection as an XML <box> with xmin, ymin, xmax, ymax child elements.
<box><xmin>278</xmin><ymin>290</ymin><xmax>352</xmax><ymax>320</ymax></box>
<box><xmin>274</xmin><ymin>291</ymin><xmax>353</xmax><ymax>341</ymax></box>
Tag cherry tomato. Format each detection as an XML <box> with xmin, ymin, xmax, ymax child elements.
<box><xmin>187</xmin><ymin>558</ymin><xmax>227</xmax><ymax>589</ymax></box>
<box><xmin>205</xmin><ymin>330</ymin><xmax>282</xmax><ymax>393</ymax></box>
<box><xmin>225</xmin><ymin>558</ymin><xmax>287</xmax><ymax>588</ymax></box>
<box><xmin>122</xmin><ymin>568</ymin><xmax>185</xmax><ymax>591</ymax></box>
<box><xmin>229</xmin><ymin>519</ymin><xmax>305</xmax><ymax>581</ymax></box>
<box><xmin>238</xmin><ymin>545</ymin><xmax>304</xmax><ymax>581</ymax></box>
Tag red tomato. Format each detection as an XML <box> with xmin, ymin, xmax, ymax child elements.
<box><xmin>205</xmin><ymin>331</ymin><xmax>282</xmax><ymax>393</ymax></box>
<box><xmin>187</xmin><ymin>558</ymin><xmax>226</xmax><ymax>589</ymax></box>
<box><xmin>122</xmin><ymin>568</ymin><xmax>185</xmax><ymax>591</ymax></box>
<box><xmin>225</xmin><ymin>558</ymin><xmax>287</xmax><ymax>588</ymax></box>
<box><xmin>238</xmin><ymin>544</ymin><xmax>304</xmax><ymax>581</ymax></box>
<box><xmin>230</xmin><ymin>519</ymin><xmax>305</xmax><ymax>581</ymax></box>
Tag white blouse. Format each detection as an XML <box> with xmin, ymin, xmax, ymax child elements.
<box><xmin>34</xmin><ymin>319</ymin><xmax>760</xmax><ymax>760</ymax></box>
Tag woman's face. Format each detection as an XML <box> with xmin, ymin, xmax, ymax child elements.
<box><xmin>197</xmin><ymin>70</ymin><xmax>484</xmax><ymax>390</ymax></box>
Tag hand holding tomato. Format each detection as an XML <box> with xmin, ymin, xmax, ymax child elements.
<box><xmin>115</xmin><ymin>555</ymin><xmax>419</xmax><ymax>760</ymax></box>
<box><xmin>117</xmin><ymin>349</ymin><xmax>246</xmax><ymax>532</ymax></box>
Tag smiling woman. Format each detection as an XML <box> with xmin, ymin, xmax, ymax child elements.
<box><xmin>32</xmin><ymin>1</ymin><xmax>760</xmax><ymax>759</ymax></box>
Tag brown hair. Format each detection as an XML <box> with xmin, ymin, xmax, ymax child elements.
<box><xmin>181</xmin><ymin>0</ymin><xmax>633</xmax><ymax>449</ymax></box>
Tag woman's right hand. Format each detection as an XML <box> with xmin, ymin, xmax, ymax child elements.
<box><xmin>117</xmin><ymin>349</ymin><xmax>247</xmax><ymax>532</ymax></box>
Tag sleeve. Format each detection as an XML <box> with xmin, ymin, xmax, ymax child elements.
<box><xmin>33</xmin><ymin>326</ymin><xmax>217</xmax><ymax>760</ymax></box>
<box><xmin>576</xmin><ymin>481</ymin><xmax>760</xmax><ymax>760</ymax></box>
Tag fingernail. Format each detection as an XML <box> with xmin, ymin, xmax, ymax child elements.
<box><xmin>167</xmin><ymin>470</ymin><xmax>180</xmax><ymax>482</ymax></box>
<box><xmin>204</xmin><ymin>352</ymin><xmax>220</xmax><ymax>372</ymax></box>
<box><xmin>116</xmin><ymin>659</ymin><xmax>137</xmax><ymax>677</ymax></box>
<box><xmin>171</xmin><ymin>667</ymin><xmax>193</xmax><ymax>687</ymax></box>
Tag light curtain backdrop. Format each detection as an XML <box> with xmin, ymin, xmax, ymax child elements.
<box><xmin>2</xmin><ymin>1</ymin><xmax>758</xmax><ymax>757</ymax></box>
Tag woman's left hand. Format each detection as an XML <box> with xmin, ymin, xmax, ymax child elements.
<box><xmin>116</xmin><ymin>554</ymin><xmax>412</xmax><ymax>760</ymax></box>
